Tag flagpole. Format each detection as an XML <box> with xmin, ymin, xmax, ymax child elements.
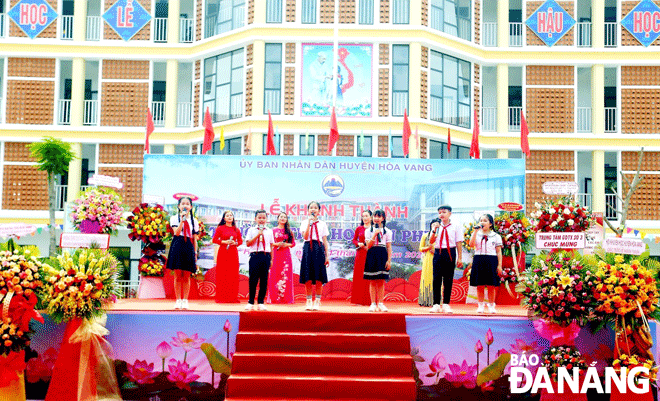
<box><xmin>331</xmin><ymin>1</ymin><xmax>339</xmax><ymax>157</ymax></box>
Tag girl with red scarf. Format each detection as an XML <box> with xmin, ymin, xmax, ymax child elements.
<box><xmin>166</xmin><ymin>196</ymin><xmax>199</xmax><ymax>310</ymax></box>
<box><xmin>300</xmin><ymin>201</ymin><xmax>330</xmax><ymax>311</ymax></box>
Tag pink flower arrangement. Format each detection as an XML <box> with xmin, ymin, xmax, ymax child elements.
<box><xmin>444</xmin><ymin>360</ymin><xmax>477</xmax><ymax>389</ymax></box>
<box><xmin>167</xmin><ymin>359</ymin><xmax>200</xmax><ymax>391</ymax></box>
<box><xmin>124</xmin><ymin>360</ymin><xmax>160</xmax><ymax>384</ymax></box>
<box><xmin>71</xmin><ymin>188</ymin><xmax>125</xmax><ymax>235</ymax></box>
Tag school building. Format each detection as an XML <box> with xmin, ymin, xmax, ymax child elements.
<box><xmin>0</xmin><ymin>0</ymin><xmax>659</xmax><ymax>251</ymax></box>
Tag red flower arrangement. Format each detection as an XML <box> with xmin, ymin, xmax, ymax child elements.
<box><xmin>541</xmin><ymin>345</ymin><xmax>587</xmax><ymax>381</ymax></box>
<box><xmin>127</xmin><ymin>203</ymin><xmax>173</xmax><ymax>243</ymax></box>
<box><xmin>494</xmin><ymin>212</ymin><xmax>534</xmax><ymax>257</ymax></box>
<box><xmin>531</xmin><ymin>196</ymin><xmax>592</xmax><ymax>233</ymax></box>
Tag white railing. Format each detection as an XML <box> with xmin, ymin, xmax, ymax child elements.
<box><xmin>86</xmin><ymin>16</ymin><xmax>101</xmax><ymax>41</ymax></box>
<box><xmin>483</xmin><ymin>22</ymin><xmax>497</xmax><ymax>47</ymax></box>
<box><xmin>154</xmin><ymin>18</ymin><xmax>167</xmax><ymax>42</ymax></box>
<box><xmin>177</xmin><ymin>102</ymin><xmax>192</xmax><ymax>127</ymax></box>
<box><xmin>230</xmin><ymin>95</ymin><xmax>243</xmax><ymax>119</ymax></box>
<box><xmin>0</xmin><ymin>13</ymin><xmax>6</xmax><ymax>38</ymax></box>
<box><xmin>605</xmin><ymin>107</ymin><xmax>616</xmax><ymax>132</ymax></box>
<box><xmin>482</xmin><ymin>107</ymin><xmax>496</xmax><ymax>132</ymax></box>
<box><xmin>179</xmin><ymin>18</ymin><xmax>194</xmax><ymax>43</ymax></box>
<box><xmin>458</xmin><ymin>18</ymin><xmax>471</xmax><ymax>41</ymax></box>
<box><xmin>55</xmin><ymin>184</ymin><xmax>93</xmax><ymax>210</ymax></box>
<box><xmin>84</xmin><ymin>100</ymin><xmax>98</xmax><ymax>126</ymax></box>
<box><xmin>575</xmin><ymin>193</ymin><xmax>592</xmax><ymax>209</ymax></box>
<box><xmin>604</xmin><ymin>22</ymin><xmax>617</xmax><ymax>47</ymax></box>
<box><xmin>264</xmin><ymin>90</ymin><xmax>281</xmax><ymax>115</ymax></box>
<box><xmin>576</xmin><ymin>107</ymin><xmax>592</xmax><ymax>132</ymax></box>
<box><xmin>509</xmin><ymin>22</ymin><xmax>523</xmax><ymax>47</ymax></box>
<box><xmin>58</xmin><ymin>99</ymin><xmax>72</xmax><ymax>125</ymax></box>
<box><xmin>508</xmin><ymin>106</ymin><xmax>522</xmax><ymax>131</ymax></box>
<box><xmin>429</xmin><ymin>97</ymin><xmax>441</xmax><ymax>122</ymax></box>
<box><xmin>577</xmin><ymin>22</ymin><xmax>591</xmax><ymax>47</ymax></box>
<box><xmin>60</xmin><ymin>15</ymin><xmax>74</xmax><ymax>40</ymax></box>
<box><xmin>152</xmin><ymin>101</ymin><xmax>166</xmax><ymax>127</ymax></box>
<box><xmin>605</xmin><ymin>193</ymin><xmax>617</xmax><ymax>220</ymax></box>
<box><xmin>391</xmin><ymin>92</ymin><xmax>408</xmax><ymax>117</ymax></box>
<box><xmin>117</xmin><ymin>280</ymin><xmax>140</xmax><ymax>298</ymax></box>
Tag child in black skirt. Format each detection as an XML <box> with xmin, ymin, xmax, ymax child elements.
<box><xmin>300</xmin><ymin>201</ymin><xmax>330</xmax><ymax>311</ymax></box>
<box><xmin>364</xmin><ymin>209</ymin><xmax>392</xmax><ymax>312</ymax></box>
<box><xmin>166</xmin><ymin>196</ymin><xmax>199</xmax><ymax>310</ymax></box>
<box><xmin>469</xmin><ymin>214</ymin><xmax>503</xmax><ymax>314</ymax></box>
<box><xmin>245</xmin><ymin>209</ymin><xmax>275</xmax><ymax>311</ymax></box>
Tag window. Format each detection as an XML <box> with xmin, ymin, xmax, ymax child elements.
<box><xmin>391</xmin><ymin>45</ymin><xmax>409</xmax><ymax>117</ymax></box>
<box><xmin>212</xmin><ymin>137</ymin><xmax>242</xmax><ymax>155</ymax></box>
<box><xmin>175</xmin><ymin>145</ymin><xmax>190</xmax><ymax>154</ymax></box>
<box><xmin>204</xmin><ymin>0</ymin><xmax>246</xmax><ymax>38</ymax></box>
<box><xmin>299</xmin><ymin>135</ymin><xmax>315</xmax><ymax>156</ymax></box>
<box><xmin>356</xmin><ymin>135</ymin><xmax>373</xmax><ymax>157</ymax></box>
<box><xmin>429</xmin><ymin>0</ymin><xmax>471</xmax><ymax>41</ymax></box>
<box><xmin>392</xmin><ymin>0</ymin><xmax>410</xmax><ymax>24</ymax></box>
<box><xmin>262</xmin><ymin>134</ymin><xmax>281</xmax><ymax>155</ymax></box>
<box><xmin>391</xmin><ymin>136</ymin><xmax>406</xmax><ymax>158</ymax></box>
<box><xmin>301</xmin><ymin>0</ymin><xmax>317</xmax><ymax>24</ymax></box>
<box><xmin>429</xmin><ymin>140</ymin><xmax>470</xmax><ymax>159</ymax></box>
<box><xmin>264</xmin><ymin>44</ymin><xmax>282</xmax><ymax>115</ymax></box>
<box><xmin>429</xmin><ymin>50</ymin><xmax>471</xmax><ymax>128</ymax></box>
<box><xmin>203</xmin><ymin>49</ymin><xmax>244</xmax><ymax>122</ymax></box>
<box><xmin>150</xmin><ymin>145</ymin><xmax>165</xmax><ymax>154</ymax></box>
<box><xmin>266</xmin><ymin>0</ymin><xmax>283</xmax><ymax>23</ymax></box>
<box><xmin>358</xmin><ymin>0</ymin><xmax>374</xmax><ymax>25</ymax></box>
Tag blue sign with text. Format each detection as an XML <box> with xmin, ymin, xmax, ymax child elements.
<box><xmin>103</xmin><ymin>0</ymin><xmax>151</xmax><ymax>41</ymax></box>
<box><xmin>621</xmin><ymin>0</ymin><xmax>660</xmax><ymax>47</ymax></box>
<box><xmin>7</xmin><ymin>0</ymin><xmax>58</xmax><ymax>39</ymax></box>
<box><xmin>525</xmin><ymin>0</ymin><xmax>576</xmax><ymax>47</ymax></box>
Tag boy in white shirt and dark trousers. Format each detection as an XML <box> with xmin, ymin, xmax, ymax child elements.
<box><xmin>429</xmin><ymin>205</ymin><xmax>464</xmax><ymax>313</ymax></box>
<box><xmin>245</xmin><ymin>209</ymin><xmax>275</xmax><ymax>311</ymax></box>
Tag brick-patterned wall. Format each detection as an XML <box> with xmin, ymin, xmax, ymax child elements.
<box><xmin>625</xmin><ymin>174</ymin><xmax>660</xmax><ymax>220</ymax></box>
<box><xmin>248</xmin><ymin>0</ymin><xmax>254</xmax><ymax>24</ymax></box>
<box><xmin>380</xmin><ymin>0</ymin><xmax>390</xmax><ymax>23</ymax></box>
<box><xmin>104</xmin><ymin>0</ymin><xmax>151</xmax><ymax>40</ymax></box>
<box><xmin>99</xmin><ymin>144</ymin><xmax>144</xmax><ymax>164</ymax></box>
<box><xmin>6</xmin><ymin>81</ymin><xmax>55</xmax><ymax>125</ymax></box>
<box><xmin>474</xmin><ymin>86</ymin><xmax>480</xmax><ymax>124</ymax></box>
<box><xmin>9</xmin><ymin>0</ymin><xmax>57</xmax><ymax>38</ymax></box>
<box><xmin>321</xmin><ymin>0</ymin><xmax>335</xmax><ymax>23</ymax></box>
<box><xmin>527</xmin><ymin>66</ymin><xmax>573</xmax><ymax>86</ymax></box>
<box><xmin>337</xmin><ymin>135</ymin><xmax>354</xmax><ymax>156</ymax></box>
<box><xmin>621</xmin><ymin>66</ymin><xmax>660</xmax><ymax>86</ymax></box>
<box><xmin>474</xmin><ymin>0</ymin><xmax>480</xmax><ymax>44</ymax></box>
<box><xmin>101</xmin><ymin>83</ymin><xmax>149</xmax><ymax>126</ymax></box>
<box><xmin>3</xmin><ymin>165</ymin><xmax>48</xmax><ymax>210</ymax></box>
<box><xmin>526</xmin><ymin>150</ymin><xmax>574</xmax><ymax>171</ymax></box>
<box><xmin>192</xmin><ymin>144</ymin><xmax>199</xmax><ymax>154</ymax></box>
<box><xmin>247</xmin><ymin>44</ymin><xmax>253</xmax><ymax>66</ymax></box>
<box><xmin>285</xmin><ymin>43</ymin><xmax>296</xmax><ymax>64</ymax></box>
<box><xmin>98</xmin><ymin>167</ymin><xmax>142</xmax><ymax>207</ymax></box>
<box><xmin>526</xmin><ymin>1</ymin><xmax>574</xmax><ymax>46</ymax></box>
<box><xmin>422</xmin><ymin>0</ymin><xmax>429</xmax><ymax>26</ymax></box>
<box><xmin>379</xmin><ymin>44</ymin><xmax>390</xmax><ymax>64</ymax></box>
<box><xmin>420</xmin><ymin>137</ymin><xmax>428</xmax><ymax>158</ymax></box>
<box><xmin>283</xmin><ymin>135</ymin><xmax>294</xmax><ymax>155</ymax></box>
<box><xmin>196</xmin><ymin>0</ymin><xmax>203</xmax><ymax>41</ymax></box>
<box><xmin>621</xmin><ymin>89</ymin><xmax>660</xmax><ymax>134</ymax></box>
<box><xmin>378</xmin><ymin>136</ymin><xmax>389</xmax><ymax>157</ymax></box>
<box><xmin>286</xmin><ymin>0</ymin><xmax>296</xmax><ymax>22</ymax></box>
<box><xmin>526</xmin><ymin>88</ymin><xmax>574</xmax><ymax>132</ymax></box>
<box><xmin>622</xmin><ymin>151</ymin><xmax>660</xmax><ymax>171</ymax></box>
<box><xmin>421</xmin><ymin>70</ymin><xmax>428</xmax><ymax>119</ymax></box>
<box><xmin>621</xmin><ymin>1</ymin><xmax>660</xmax><ymax>46</ymax></box>
<box><xmin>4</xmin><ymin>143</ymin><xmax>34</xmax><ymax>162</ymax></box>
<box><xmin>339</xmin><ymin>0</ymin><xmax>355</xmax><ymax>23</ymax></box>
<box><xmin>194</xmin><ymin>82</ymin><xmax>201</xmax><ymax>126</ymax></box>
<box><xmin>317</xmin><ymin>135</ymin><xmax>329</xmax><ymax>155</ymax></box>
<box><xmin>379</xmin><ymin>68</ymin><xmax>389</xmax><ymax>117</ymax></box>
<box><xmin>525</xmin><ymin>173</ymin><xmax>575</xmax><ymax>212</ymax></box>
<box><xmin>8</xmin><ymin>58</ymin><xmax>56</xmax><ymax>78</ymax></box>
<box><xmin>243</xmin><ymin>135</ymin><xmax>250</xmax><ymax>154</ymax></box>
<box><xmin>245</xmin><ymin>69</ymin><xmax>253</xmax><ymax>117</ymax></box>
<box><xmin>102</xmin><ymin>60</ymin><xmax>149</xmax><ymax>80</ymax></box>
<box><xmin>195</xmin><ymin>60</ymin><xmax>201</xmax><ymax>80</ymax></box>
<box><xmin>284</xmin><ymin>67</ymin><xmax>295</xmax><ymax>115</ymax></box>
<box><xmin>421</xmin><ymin>46</ymin><xmax>428</xmax><ymax>69</ymax></box>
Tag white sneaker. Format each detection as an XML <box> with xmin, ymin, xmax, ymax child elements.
<box><xmin>487</xmin><ymin>303</ymin><xmax>497</xmax><ymax>314</ymax></box>
<box><xmin>305</xmin><ymin>299</ymin><xmax>313</xmax><ymax>310</ymax></box>
<box><xmin>257</xmin><ymin>304</ymin><xmax>267</xmax><ymax>311</ymax></box>
<box><xmin>430</xmin><ymin>304</ymin><xmax>442</xmax><ymax>313</ymax></box>
<box><xmin>476</xmin><ymin>302</ymin><xmax>485</xmax><ymax>314</ymax></box>
<box><xmin>181</xmin><ymin>299</ymin><xmax>189</xmax><ymax>310</ymax></box>
<box><xmin>369</xmin><ymin>303</ymin><xmax>378</xmax><ymax>312</ymax></box>
<box><xmin>312</xmin><ymin>299</ymin><xmax>320</xmax><ymax>310</ymax></box>
<box><xmin>442</xmin><ymin>304</ymin><xmax>453</xmax><ymax>314</ymax></box>
<box><xmin>244</xmin><ymin>303</ymin><xmax>254</xmax><ymax>311</ymax></box>
<box><xmin>378</xmin><ymin>303</ymin><xmax>388</xmax><ymax>312</ymax></box>
<box><xmin>174</xmin><ymin>299</ymin><xmax>182</xmax><ymax>309</ymax></box>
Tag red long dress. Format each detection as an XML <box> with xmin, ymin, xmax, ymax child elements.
<box><xmin>267</xmin><ymin>228</ymin><xmax>295</xmax><ymax>304</ymax></box>
<box><xmin>351</xmin><ymin>225</ymin><xmax>371</xmax><ymax>305</ymax></box>
<box><xmin>213</xmin><ymin>224</ymin><xmax>242</xmax><ymax>303</ymax></box>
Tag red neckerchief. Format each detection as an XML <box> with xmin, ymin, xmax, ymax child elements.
<box><xmin>480</xmin><ymin>233</ymin><xmax>489</xmax><ymax>254</ymax></box>
<box><xmin>258</xmin><ymin>227</ymin><xmax>266</xmax><ymax>251</ymax></box>
<box><xmin>311</xmin><ymin>221</ymin><xmax>320</xmax><ymax>247</ymax></box>
<box><xmin>181</xmin><ymin>219</ymin><xmax>193</xmax><ymax>243</ymax></box>
<box><xmin>440</xmin><ymin>224</ymin><xmax>453</xmax><ymax>262</ymax></box>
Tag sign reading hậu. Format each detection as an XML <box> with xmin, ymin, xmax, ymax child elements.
<box><xmin>8</xmin><ymin>0</ymin><xmax>58</xmax><ymax>39</ymax></box>
<box><xmin>525</xmin><ymin>0</ymin><xmax>576</xmax><ymax>46</ymax></box>
<box><xmin>103</xmin><ymin>0</ymin><xmax>151</xmax><ymax>41</ymax></box>
<box><xmin>621</xmin><ymin>0</ymin><xmax>660</xmax><ymax>47</ymax></box>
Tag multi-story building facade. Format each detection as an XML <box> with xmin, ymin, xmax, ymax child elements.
<box><xmin>0</xmin><ymin>0</ymin><xmax>659</xmax><ymax>253</ymax></box>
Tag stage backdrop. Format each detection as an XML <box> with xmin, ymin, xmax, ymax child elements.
<box><xmin>143</xmin><ymin>155</ymin><xmax>525</xmax><ymax>302</ymax></box>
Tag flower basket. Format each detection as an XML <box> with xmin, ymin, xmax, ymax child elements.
<box><xmin>496</xmin><ymin>252</ymin><xmax>525</xmax><ymax>305</ymax></box>
<box><xmin>537</xmin><ymin>346</ymin><xmax>588</xmax><ymax>401</ymax></box>
<box><xmin>71</xmin><ymin>188</ymin><xmax>124</xmax><ymax>235</ymax></box>
<box><xmin>531</xmin><ymin>196</ymin><xmax>593</xmax><ymax>233</ymax></box>
<box><xmin>127</xmin><ymin>203</ymin><xmax>172</xmax><ymax>243</ymax></box>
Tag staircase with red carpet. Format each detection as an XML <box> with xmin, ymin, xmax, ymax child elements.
<box><xmin>226</xmin><ymin>311</ymin><xmax>416</xmax><ymax>401</ymax></box>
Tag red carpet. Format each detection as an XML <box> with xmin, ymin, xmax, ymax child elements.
<box><xmin>226</xmin><ymin>311</ymin><xmax>417</xmax><ymax>400</ymax></box>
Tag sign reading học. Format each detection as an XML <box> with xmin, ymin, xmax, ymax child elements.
<box><xmin>621</xmin><ymin>0</ymin><xmax>660</xmax><ymax>47</ymax></box>
<box><xmin>8</xmin><ymin>0</ymin><xmax>58</xmax><ymax>39</ymax></box>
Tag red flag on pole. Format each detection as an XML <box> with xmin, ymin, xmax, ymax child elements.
<box><xmin>469</xmin><ymin>108</ymin><xmax>480</xmax><ymax>159</ymax></box>
<box><xmin>520</xmin><ymin>110</ymin><xmax>530</xmax><ymax>158</ymax></box>
<box><xmin>447</xmin><ymin>128</ymin><xmax>451</xmax><ymax>153</ymax></box>
<box><xmin>202</xmin><ymin>107</ymin><xmax>215</xmax><ymax>155</ymax></box>
<box><xmin>145</xmin><ymin>108</ymin><xmax>154</xmax><ymax>154</ymax></box>
<box><xmin>328</xmin><ymin>107</ymin><xmax>338</xmax><ymax>154</ymax></box>
<box><xmin>414</xmin><ymin>126</ymin><xmax>419</xmax><ymax>149</ymax></box>
<box><xmin>266</xmin><ymin>111</ymin><xmax>277</xmax><ymax>155</ymax></box>
<box><xmin>402</xmin><ymin>109</ymin><xmax>411</xmax><ymax>156</ymax></box>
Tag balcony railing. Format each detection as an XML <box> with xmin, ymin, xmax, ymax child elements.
<box><xmin>86</xmin><ymin>16</ymin><xmax>101</xmax><ymax>41</ymax></box>
<box><xmin>483</xmin><ymin>22</ymin><xmax>497</xmax><ymax>47</ymax></box>
<box><xmin>482</xmin><ymin>107</ymin><xmax>496</xmax><ymax>132</ymax></box>
<box><xmin>180</xmin><ymin>18</ymin><xmax>194</xmax><ymax>43</ymax></box>
<box><xmin>508</xmin><ymin>106</ymin><xmax>522</xmax><ymax>131</ymax></box>
<box><xmin>576</xmin><ymin>193</ymin><xmax>592</xmax><ymax>209</ymax></box>
<box><xmin>509</xmin><ymin>22</ymin><xmax>523</xmax><ymax>47</ymax></box>
<box><xmin>0</xmin><ymin>13</ymin><xmax>6</xmax><ymax>38</ymax></box>
<box><xmin>605</xmin><ymin>193</ymin><xmax>617</xmax><ymax>220</ymax></box>
<box><xmin>604</xmin><ymin>22</ymin><xmax>617</xmax><ymax>47</ymax></box>
<box><xmin>177</xmin><ymin>102</ymin><xmax>193</xmax><ymax>127</ymax></box>
<box><xmin>576</xmin><ymin>107</ymin><xmax>592</xmax><ymax>133</ymax></box>
<box><xmin>605</xmin><ymin>107</ymin><xmax>616</xmax><ymax>133</ymax></box>
<box><xmin>391</xmin><ymin>92</ymin><xmax>408</xmax><ymax>117</ymax></box>
<box><xmin>154</xmin><ymin>18</ymin><xmax>167</xmax><ymax>42</ymax></box>
<box><xmin>59</xmin><ymin>99</ymin><xmax>99</xmax><ymax>125</ymax></box>
<box><xmin>84</xmin><ymin>100</ymin><xmax>98</xmax><ymax>126</ymax></box>
<box><xmin>60</xmin><ymin>15</ymin><xmax>74</xmax><ymax>40</ymax></box>
<box><xmin>117</xmin><ymin>280</ymin><xmax>140</xmax><ymax>299</ymax></box>
<box><xmin>55</xmin><ymin>184</ymin><xmax>93</xmax><ymax>210</ymax></box>
<box><xmin>577</xmin><ymin>22</ymin><xmax>591</xmax><ymax>47</ymax></box>
<box><xmin>152</xmin><ymin>101</ymin><xmax>166</xmax><ymax>127</ymax></box>
<box><xmin>58</xmin><ymin>99</ymin><xmax>72</xmax><ymax>125</ymax></box>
